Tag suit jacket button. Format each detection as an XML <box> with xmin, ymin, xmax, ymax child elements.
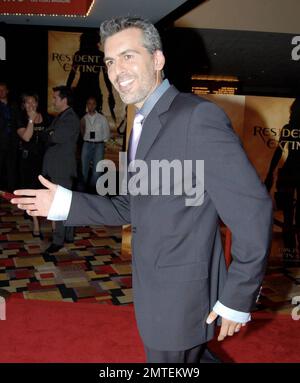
<box><xmin>132</xmin><ymin>226</ymin><xmax>136</xmax><ymax>233</ymax></box>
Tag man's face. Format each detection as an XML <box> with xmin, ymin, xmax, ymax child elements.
<box><xmin>87</xmin><ymin>98</ymin><xmax>97</xmax><ymax>113</ymax></box>
<box><xmin>0</xmin><ymin>85</ymin><xmax>8</xmax><ymax>101</ymax></box>
<box><xmin>104</xmin><ymin>28</ymin><xmax>165</xmax><ymax>109</ymax></box>
<box><xmin>52</xmin><ymin>91</ymin><xmax>66</xmax><ymax>112</ymax></box>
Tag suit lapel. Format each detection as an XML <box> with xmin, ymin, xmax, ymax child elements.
<box><xmin>135</xmin><ymin>85</ymin><xmax>179</xmax><ymax>162</ymax></box>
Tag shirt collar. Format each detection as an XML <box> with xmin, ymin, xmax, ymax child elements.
<box><xmin>137</xmin><ymin>79</ymin><xmax>170</xmax><ymax>119</ymax></box>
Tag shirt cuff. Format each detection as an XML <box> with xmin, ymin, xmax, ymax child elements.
<box><xmin>213</xmin><ymin>301</ymin><xmax>251</xmax><ymax>323</ymax></box>
<box><xmin>47</xmin><ymin>185</ymin><xmax>72</xmax><ymax>221</ymax></box>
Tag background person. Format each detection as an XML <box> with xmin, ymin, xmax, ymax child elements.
<box><xmin>81</xmin><ymin>96</ymin><xmax>110</xmax><ymax>191</ymax></box>
<box><xmin>42</xmin><ymin>86</ymin><xmax>80</xmax><ymax>254</ymax></box>
<box><xmin>17</xmin><ymin>92</ymin><xmax>50</xmax><ymax>237</ymax></box>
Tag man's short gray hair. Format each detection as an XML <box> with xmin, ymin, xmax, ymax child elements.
<box><xmin>100</xmin><ymin>16</ymin><xmax>163</xmax><ymax>54</ymax></box>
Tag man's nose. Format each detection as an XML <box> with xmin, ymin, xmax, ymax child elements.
<box><xmin>113</xmin><ymin>58</ymin><xmax>126</xmax><ymax>76</ymax></box>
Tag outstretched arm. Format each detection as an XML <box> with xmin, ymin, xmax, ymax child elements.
<box><xmin>66</xmin><ymin>191</ymin><xmax>130</xmax><ymax>226</ymax></box>
<box><xmin>11</xmin><ymin>175</ymin><xmax>131</xmax><ymax>227</ymax></box>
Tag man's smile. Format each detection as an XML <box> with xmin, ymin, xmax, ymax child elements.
<box><xmin>116</xmin><ymin>77</ymin><xmax>135</xmax><ymax>92</ymax></box>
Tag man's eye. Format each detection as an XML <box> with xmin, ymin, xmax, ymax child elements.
<box><xmin>106</xmin><ymin>61</ymin><xmax>113</xmax><ymax>68</ymax></box>
<box><xmin>124</xmin><ymin>54</ymin><xmax>133</xmax><ymax>60</ymax></box>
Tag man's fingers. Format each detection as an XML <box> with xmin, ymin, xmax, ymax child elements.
<box><xmin>12</xmin><ymin>174</ymin><xmax>56</xmax><ymax>200</ymax></box>
<box><xmin>12</xmin><ymin>189</ymin><xmax>37</xmax><ymax>197</ymax></box>
<box><xmin>12</xmin><ymin>197</ymin><xmax>37</xmax><ymax>205</ymax></box>
<box><xmin>26</xmin><ymin>209</ymin><xmax>40</xmax><ymax>217</ymax></box>
<box><xmin>218</xmin><ymin>322</ymin><xmax>229</xmax><ymax>341</ymax></box>
<box><xmin>18</xmin><ymin>204</ymin><xmax>36</xmax><ymax>211</ymax></box>
<box><xmin>38</xmin><ymin>175</ymin><xmax>55</xmax><ymax>190</ymax></box>
<box><xmin>228</xmin><ymin>323</ymin><xmax>237</xmax><ymax>336</ymax></box>
<box><xmin>206</xmin><ymin>310</ymin><xmax>218</xmax><ymax>324</ymax></box>
<box><xmin>218</xmin><ymin>319</ymin><xmax>244</xmax><ymax>341</ymax></box>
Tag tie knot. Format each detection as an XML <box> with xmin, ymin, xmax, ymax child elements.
<box><xmin>134</xmin><ymin>113</ymin><xmax>144</xmax><ymax>124</ymax></box>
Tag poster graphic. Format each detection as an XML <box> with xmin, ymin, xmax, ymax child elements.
<box><xmin>48</xmin><ymin>30</ymin><xmax>126</xmax><ymax>165</ymax></box>
<box><xmin>205</xmin><ymin>94</ymin><xmax>298</xmax><ymax>264</ymax></box>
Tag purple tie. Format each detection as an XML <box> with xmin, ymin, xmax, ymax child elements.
<box><xmin>129</xmin><ymin>113</ymin><xmax>144</xmax><ymax>162</ymax></box>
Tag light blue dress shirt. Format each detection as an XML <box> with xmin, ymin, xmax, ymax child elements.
<box><xmin>138</xmin><ymin>78</ymin><xmax>171</xmax><ymax>118</ymax></box>
<box><xmin>48</xmin><ymin>79</ymin><xmax>251</xmax><ymax>324</ymax></box>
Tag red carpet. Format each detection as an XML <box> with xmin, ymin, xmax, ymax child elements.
<box><xmin>0</xmin><ymin>297</ymin><xmax>144</xmax><ymax>363</ymax></box>
<box><xmin>0</xmin><ymin>297</ymin><xmax>299</xmax><ymax>363</ymax></box>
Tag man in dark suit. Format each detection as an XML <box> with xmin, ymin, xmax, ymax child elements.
<box><xmin>42</xmin><ymin>86</ymin><xmax>80</xmax><ymax>254</ymax></box>
<box><xmin>12</xmin><ymin>17</ymin><xmax>273</xmax><ymax>363</ymax></box>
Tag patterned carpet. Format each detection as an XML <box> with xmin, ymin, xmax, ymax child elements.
<box><xmin>0</xmin><ymin>199</ymin><xmax>132</xmax><ymax>305</ymax></box>
<box><xmin>0</xmin><ymin>198</ymin><xmax>300</xmax><ymax>316</ymax></box>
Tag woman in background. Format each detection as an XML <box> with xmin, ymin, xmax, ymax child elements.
<box><xmin>17</xmin><ymin>93</ymin><xmax>50</xmax><ymax>238</ymax></box>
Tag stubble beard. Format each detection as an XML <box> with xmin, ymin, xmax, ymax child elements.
<box><xmin>117</xmin><ymin>76</ymin><xmax>157</xmax><ymax>107</ymax></box>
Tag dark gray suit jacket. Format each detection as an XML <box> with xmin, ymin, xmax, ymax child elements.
<box><xmin>66</xmin><ymin>86</ymin><xmax>273</xmax><ymax>351</ymax></box>
<box><xmin>43</xmin><ymin>107</ymin><xmax>80</xmax><ymax>183</ymax></box>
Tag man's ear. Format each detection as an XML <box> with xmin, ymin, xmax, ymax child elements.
<box><xmin>153</xmin><ymin>50</ymin><xmax>165</xmax><ymax>71</ymax></box>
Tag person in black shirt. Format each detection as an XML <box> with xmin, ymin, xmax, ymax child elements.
<box><xmin>17</xmin><ymin>93</ymin><xmax>50</xmax><ymax>237</ymax></box>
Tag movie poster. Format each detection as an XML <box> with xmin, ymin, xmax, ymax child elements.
<box><xmin>205</xmin><ymin>94</ymin><xmax>298</xmax><ymax>264</ymax></box>
<box><xmin>48</xmin><ymin>30</ymin><xmax>126</xmax><ymax>165</ymax></box>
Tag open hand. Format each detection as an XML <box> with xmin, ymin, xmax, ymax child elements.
<box><xmin>11</xmin><ymin>175</ymin><xmax>57</xmax><ymax>217</ymax></box>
